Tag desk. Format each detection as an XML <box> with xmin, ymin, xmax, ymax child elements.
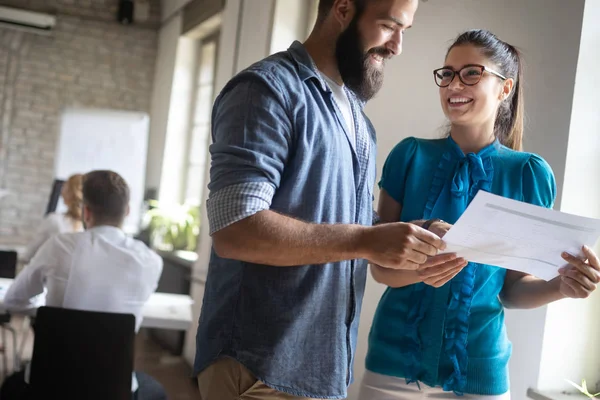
<box><xmin>0</xmin><ymin>245</ymin><xmax>26</xmax><ymax>258</ymax></box>
<box><xmin>0</xmin><ymin>278</ymin><xmax>193</xmax><ymax>331</ymax></box>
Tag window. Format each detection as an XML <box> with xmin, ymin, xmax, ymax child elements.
<box><xmin>183</xmin><ymin>34</ymin><xmax>218</xmax><ymax>206</ymax></box>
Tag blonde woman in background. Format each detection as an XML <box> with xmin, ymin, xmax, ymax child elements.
<box><xmin>22</xmin><ymin>174</ymin><xmax>84</xmax><ymax>263</ymax></box>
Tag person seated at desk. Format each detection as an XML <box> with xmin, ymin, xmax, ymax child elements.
<box><xmin>21</xmin><ymin>173</ymin><xmax>84</xmax><ymax>264</ymax></box>
<box><xmin>1</xmin><ymin>170</ymin><xmax>164</xmax><ymax>400</ymax></box>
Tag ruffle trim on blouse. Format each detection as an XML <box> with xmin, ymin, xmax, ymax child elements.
<box><xmin>423</xmin><ymin>151</ymin><xmax>454</xmax><ymax>220</ymax></box>
<box><xmin>442</xmin><ymin>263</ymin><xmax>478</xmax><ymax>394</ymax></box>
<box><xmin>405</xmin><ymin>137</ymin><xmax>499</xmax><ymax>391</ymax></box>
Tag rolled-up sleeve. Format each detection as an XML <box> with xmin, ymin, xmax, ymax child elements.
<box><xmin>207</xmin><ymin>182</ymin><xmax>276</xmax><ymax>235</ymax></box>
<box><xmin>206</xmin><ymin>72</ymin><xmax>292</xmax><ymax>235</ymax></box>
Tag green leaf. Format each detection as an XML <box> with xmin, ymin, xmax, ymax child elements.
<box><xmin>566</xmin><ymin>379</ymin><xmax>598</xmax><ymax>398</ymax></box>
<box><xmin>566</xmin><ymin>379</ymin><xmax>582</xmax><ymax>391</ymax></box>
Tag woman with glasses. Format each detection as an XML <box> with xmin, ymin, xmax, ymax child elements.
<box><xmin>358</xmin><ymin>29</ymin><xmax>600</xmax><ymax>400</ymax></box>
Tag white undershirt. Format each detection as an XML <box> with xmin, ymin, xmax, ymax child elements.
<box><xmin>320</xmin><ymin>73</ymin><xmax>356</xmax><ymax>147</ymax></box>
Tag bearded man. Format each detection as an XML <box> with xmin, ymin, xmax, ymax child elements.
<box><xmin>193</xmin><ymin>1</ymin><xmax>449</xmax><ymax>399</ymax></box>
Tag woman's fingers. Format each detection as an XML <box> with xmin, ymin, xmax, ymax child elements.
<box><xmin>425</xmin><ymin>265</ymin><xmax>464</xmax><ymax>288</ymax></box>
<box><xmin>561</xmin><ymin>252</ymin><xmax>600</xmax><ymax>284</ymax></box>
<box><xmin>582</xmin><ymin>245</ymin><xmax>600</xmax><ymax>271</ymax></box>
<box><xmin>559</xmin><ymin>267</ymin><xmax>596</xmax><ymax>293</ymax></box>
<box><xmin>560</xmin><ymin>276</ymin><xmax>591</xmax><ymax>298</ymax></box>
<box><xmin>420</xmin><ymin>253</ymin><xmax>459</xmax><ymax>269</ymax></box>
<box><xmin>417</xmin><ymin>258</ymin><xmax>468</xmax><ymax>280</ymax></box>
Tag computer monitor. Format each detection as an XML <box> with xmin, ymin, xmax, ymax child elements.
<box><xmin>45</xmin><ymin>179</ymin><xmax>65</xmax><ymax>216</ymax></box>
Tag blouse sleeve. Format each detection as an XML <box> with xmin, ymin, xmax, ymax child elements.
<box><xmin>378</xmin><ymin>137</ymin><xmax>419</xmax><ymax>206</ymax></box>
<box><xmin>521</xmin><ymin>154</ymin><xmax>557</xmax><ymax>209</ymax></box>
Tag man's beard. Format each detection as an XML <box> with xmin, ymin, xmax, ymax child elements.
<box><xmin>335</xmin><ymin>18</ymin><xmax>391</xmax><ymax>102</ymax></box>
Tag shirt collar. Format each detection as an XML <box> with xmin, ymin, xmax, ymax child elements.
<box><xmin>288</xmin><ymin>41</ymin><xmax>330</xmax><ymax>92</ymax></box>
<box><xmin>87</xmin><ymin>225</ymin><xmax>126</xmax><ymax>240</ymax></box>
<box><xmin>287</xmin><ymin>41</ymin><xmax>366</xmax><ymax>109</ymax></box>
<box><xmin>447</xmin><ymin>135</ymin><xmax>501</xmax><ymax>159</ymax></box>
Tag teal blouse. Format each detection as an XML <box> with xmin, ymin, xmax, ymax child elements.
<box><xmin>365</xmin><ymin>136</ymin><xmax>556</xmax><ymax>395</ymax></box>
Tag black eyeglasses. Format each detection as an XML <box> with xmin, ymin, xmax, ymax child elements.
<box><xmin>433</xmin><ymin>64</ymin><xmax>507</xmax><ymax>87</ymax></box>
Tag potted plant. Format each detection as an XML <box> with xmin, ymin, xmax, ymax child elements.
<box><xmin>567</xmin><ymin>379</ymin><xmax>600</xmax><ymax>398</ymax></box>
<box><xmin>141</xmin><ymin>200</ymin><xmax>200</xmax><ymax>252</ymax></box>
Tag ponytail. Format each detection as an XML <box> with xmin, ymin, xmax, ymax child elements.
<box><xmin>63</xmin><ymin>174</ymin><xmax>83</xmax><ymax>223</ymax></box>
<box><xmin>496</xmin><ymin>45</ymin><xmax>523</xmax><ymax>151</ymax></box>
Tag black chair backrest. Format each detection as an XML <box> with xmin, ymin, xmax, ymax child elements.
<box><xmin>0</xmin><ymin>250</ymin><xmax>17</xmax><ymax>279</ymax></box>
<box><xmin>29</xmin><ymin>306</ymin><xmax>136</xmax><ymax>400</ymax></box>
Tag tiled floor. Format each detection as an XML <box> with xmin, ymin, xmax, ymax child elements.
<box><xmin>0</xmin><ymin>316</ymin><xmax>198</xmax><ymax>400</ymax></box>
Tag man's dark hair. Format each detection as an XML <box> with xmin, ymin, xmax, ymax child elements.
<box><xmin>317</xmin><ymin>0</ymin><xmax>335</xmax><ymax>19</ymax></box>
<box><xmin>317</xmin><ymin>0</ymin><xmax>369</xmax><ymax>22</ymax></box>
<box><xmin>82</xmin><ymin>170</ymin><xmax>130</xmax><ymax>225</ymax></box>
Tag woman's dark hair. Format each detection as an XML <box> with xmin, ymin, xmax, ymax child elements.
<box><xmin>447</xmin><ymin>29</ymin><xmax>524</xmax><ymax>151</ymax></box>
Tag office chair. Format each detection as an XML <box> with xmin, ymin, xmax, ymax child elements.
<box><xmin>0</xmin><ymin>250</ymin><xmax>18</xmax><ymax>379</ymax></box>
<box><xmin>29</xmin><ymin>306</ymin><xmax>136</xmax><ymax>400</ymax></box>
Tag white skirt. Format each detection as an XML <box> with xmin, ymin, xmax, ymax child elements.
<box><xmin>358</xmin><ymin>371</ymin><xmax>511</xmax><ymax>400</ymax></box>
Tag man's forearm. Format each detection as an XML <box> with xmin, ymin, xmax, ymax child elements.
<box><xmin>212</xmin><ymin>210</ymin><xmax>369</xmax><ymax>266</ymax></box>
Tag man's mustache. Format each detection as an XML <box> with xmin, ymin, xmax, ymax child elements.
<box><xmin>367</xmin><ymin>47</ymin><xmax>393</xmax><ymax>60</ymax></box>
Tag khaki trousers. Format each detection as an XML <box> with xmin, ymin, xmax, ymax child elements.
<box><xmin>197</xmin><ymin>357</ymin><xmax>325</xmax><ymax>400</ymax></box>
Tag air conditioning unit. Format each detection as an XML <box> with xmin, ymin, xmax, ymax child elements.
<box><xmin>0</xmin><ymin>6</ymin><xmax>56</xmax><ymax>35</ymax></box>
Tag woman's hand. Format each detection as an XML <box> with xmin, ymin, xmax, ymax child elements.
<box><xmin>416</xmin><ymin>221</ymin><xmax>465</xmax><ymax>287</ymax></box>
<box><xmin>417</xmin><ymin>254</ymin><xmax>468</xmax><ymax>288</ymax></box>
<box><xmin>558</xmin><ymin>245</ymin><xmax>600</xmax><ymax>299</ymax></box>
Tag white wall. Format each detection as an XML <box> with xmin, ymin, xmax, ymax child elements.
<box><xmin>157</xmin><ymin>35</ymin><xmax>197</xmax><ymax>204</ymax></box>
<box><xmin>560</xmin><ymin>0</ymin><xmax>600</xmax><ymax>221</ymax></box>
<box><xmin>235</xmin><ymin>0</ymin><xmax>277</xmax><ymax>71</ymax></box>
<box><xmin>270</xmin><ymin>0</ymin><xmax>309</xmax><ymax>54</ymax></box>
<box><xmin>350</xmin><ymin>1</ymin><xmax>586</xmax><ymax>400</ymax></box>
<box><xmin>146</xmin><ymin>0</ymin><xmax>195</xmax><ymax>193</ymax></box>
<box><xmin>538</xmin><ymin>0</ymin><xmax>600</xmax><ymax>392</ymax></box>
<box><xmin>146</xmin><ymin>15</ymin><xmax>182</xmax><ymax>192</ymax></box>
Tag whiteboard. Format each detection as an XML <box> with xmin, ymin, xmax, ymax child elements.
<box><xmin>55</xmin><ymin>108</ymin><xmax>149</xmax><ymax>235</ymax></box>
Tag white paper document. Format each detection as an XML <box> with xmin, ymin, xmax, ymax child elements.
<box><xmin>443</xmin><ymin>191</ymin><xmax>600</xmax><ymax>281</ymax></box>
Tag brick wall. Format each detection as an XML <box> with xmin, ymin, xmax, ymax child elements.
<box><xmin>0</xmin><ymin>0</ymin><xmax>160</xmax><ymax>244</ymax></box>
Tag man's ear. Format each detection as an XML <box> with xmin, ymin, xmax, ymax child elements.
<box><xmin>331</xmin><ymin>0</ymin><xmax>357</xmax><ymax>31</ymax></box>
<box><xmin>81</xmin><ymin>204</ymin><xmax>90</xmax><ymax>229</ymax></box>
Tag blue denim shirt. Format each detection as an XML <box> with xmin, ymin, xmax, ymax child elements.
<box><xmin>194</xmin><ymin>41</ymin><xmax>377</xmax><ymax>399</ymax></box>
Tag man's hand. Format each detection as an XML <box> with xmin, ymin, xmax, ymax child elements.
<box><xmin>417</xmin><ymin>254</ymin><xmax>468</xmax><ymax>287</ymax></box>
<box><xmin>361</xmin><ymin>222</ymin><xmax>450</xmax><ymax>270</ymax></box>
<box><xmin>426</xmin><ymin>220</ymin><xmax>452</xmax><ymax>239</ymax></box>
<box><xmin>558</xmin><ymin>245</ymin><xmax>600</xmax><ymax>299</ymax></box>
